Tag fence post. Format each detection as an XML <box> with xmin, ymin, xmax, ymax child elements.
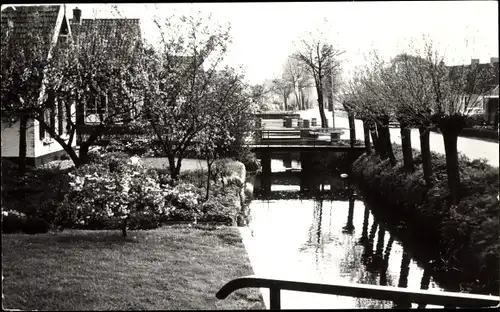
<box><xmin>270</xmin><ymin>287</ymin><xmax>281</xmax><ymax>310</ymax></box>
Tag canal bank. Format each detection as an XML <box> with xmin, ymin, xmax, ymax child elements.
<box><xmin>350</xmin><ymin>147</ymin><xmax>499</xmax><ymax>295</ymax></box>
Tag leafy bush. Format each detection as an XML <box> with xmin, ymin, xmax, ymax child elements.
<box><xmin>59</xmin><ymin>156</ymin><xmax>174</xmax><ymax>235</ymax></box>
<box><xmin>1</xmin><ymin>210</ymin><xmax>49</xmax><ymax>234</ymax></box>
<box><xmin>2</xmin><ymin>210</ymin><xmax>26</xmax><ymax>233</ymax></box>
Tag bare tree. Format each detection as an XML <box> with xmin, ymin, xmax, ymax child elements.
<box><xmin>271</xmin><ymin>77</ymin><xmax>293</xmax><ymax>111</ymax></box>
<box><xmin>282</xmin><ymin>56</ymin><xmax>313</xmax><ymax>110</ymax></box>
<box><xmin>293</xmin><ymin>35</ymin><xmax>344</xmax><ymax>127</ymax></box>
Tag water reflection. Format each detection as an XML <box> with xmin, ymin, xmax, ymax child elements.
<box><xmin>246</xmin><ymin>157</ymin><xmax>445</xmax><ymax>309</ymax></box>
<box><xmin>342</xmin><ymin>197</ymin><xmax>355</xmax><ymax>234</ymax></box>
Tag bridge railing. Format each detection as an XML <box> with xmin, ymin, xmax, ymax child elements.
<box><xmin>249</xmin><ymin>128</ymin><xmax>364</xmax><ymax>147</ymax></box>
<box><xmin>216</xmin><ymin>275</ymin><xmax>500</xmax><ymax>310</ymax></box>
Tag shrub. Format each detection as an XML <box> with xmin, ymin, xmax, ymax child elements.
<box><xmin>2</xmin><ymin>210</ymin><xmax>26</xmax><ymax>234</ymax></box>
<box><xmin>59</xmin><ymin>156</ymin><xmax>174</xmax><ymax>235</ymax></box>
<box><xmin>22</xmin><ymin>217</ymin><xmax>50</xmax><ymax>234</ymax></box>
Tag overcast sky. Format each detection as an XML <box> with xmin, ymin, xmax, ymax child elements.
<box><xmin>6</xmin><ymin>2</ymin><xmax>498</xmax><ymax>85</ymax></box>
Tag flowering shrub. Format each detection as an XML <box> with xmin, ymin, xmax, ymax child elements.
<box><xmin>59</xmin><ymin>156</ymin><xmax>174</xmax><ymax>236</ymax></box>
<box><xmin>163</xmin><ymin>182</ymin><xmax>201</xmax><ymax>222</ymax></box>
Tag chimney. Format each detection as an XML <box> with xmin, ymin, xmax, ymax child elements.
<box><xmin>490</xmin><ymin>57</ymin><xmax>499</xmax><ymax>64</ymax></box>
<box><xmin>471</xmin><ymin>58</ymin><xmax>480</xmax><ymax>65</ymax></box>
<box><xmin>73</xmin><ymin>7</ymin><xmax>81</xmax><ymax>24</ymax></box>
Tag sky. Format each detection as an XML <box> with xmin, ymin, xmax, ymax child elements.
<box><xmin>5</xmin><ymin>2</ymin><xmax>499</xmax><ymax>85</ymax></box>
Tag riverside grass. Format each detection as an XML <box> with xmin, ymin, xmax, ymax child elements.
<box><xmin>351</xmin><ymin>144</ymin><xmax>499</xmax><ymax>294</ymax></box>
<box><xmin>1</xmin><ymin>225</ymin><xmax>265</xmax><ymax>310</ymax></box>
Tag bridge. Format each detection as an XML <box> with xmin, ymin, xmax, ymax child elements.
<box><xmin>249</xmin><ymin>112</ymin><xmax>366</xmax><ymax>178</ymax></box>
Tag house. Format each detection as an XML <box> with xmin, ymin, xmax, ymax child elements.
<box><xmin>69</xmin><ymin>8</ymin><xmax>142</xmax><ymax>128</ymax></box>
<box><xmin>1</xmin><ymin>4</ymin><xmax>75</xmax><ymax>166</ymax></box>
<box><xmin>448</xmin><ymin>57</ymin><xmax>499</xmax><ymax>125</ymax></box>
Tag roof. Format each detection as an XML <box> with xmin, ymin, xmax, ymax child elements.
<box><xmin>448</xmin><ymin>61</ymin><xmax>499</xmax><ymax>92</ymax></box>
<box><xmin>70</xmin><ymin>18</ymin><xmax>141</xmax><ymax>61</ymax></box>
<box><xmin>1</xmin><ymin>5</ymin><xmax>66</xmax><ymax>54</ymax></box>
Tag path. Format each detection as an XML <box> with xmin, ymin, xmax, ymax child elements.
<box><xmin>298</xmin><ymin>109</ymin><xmax>499</xmax><ymax>168</ymax></box>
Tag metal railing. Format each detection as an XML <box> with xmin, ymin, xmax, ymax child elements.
<box><xmin>216</xmin><ymin>275</ymin><xmax>500</xmax><ymax>310</ymax></box>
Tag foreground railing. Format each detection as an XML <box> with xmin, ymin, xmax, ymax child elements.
<box><xmin>216</xmin><ymin>276</ymin><xmax>500</xmax><ymax>310</ymax></box>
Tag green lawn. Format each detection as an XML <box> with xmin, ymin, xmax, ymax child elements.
<box><xmin>1</xmin><ymin>225</ymin><xmax>264</xmax><ymax>310</ymax></box>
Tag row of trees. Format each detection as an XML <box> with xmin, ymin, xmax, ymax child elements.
<box><xmin>341</xmin><ymin>40</ymin><xmax>496</xmax><ymax>205</ymax></box>
<box><xmin>1</xmin><ymin>10</ymin><xmax>257</xmax><ymax>181</ymax></box>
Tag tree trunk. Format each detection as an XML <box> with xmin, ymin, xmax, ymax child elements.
<box><xmin>300</xmin><ymin>89</ymin><xmax>306</xmax><ymax>110</ymax></box>
<box><xmin>348</xmin><ymin>112</ymin><xmax>356</xmax><ymax>148</ymax></box>
<box><xmin>439</xmin><ymin>116</ymin><xmax>465</xmax><ymax>205</ymax></box>
<box><xmin>284</xmin><ymin>95</ymin><xmax>288</xmax><ymax>111</ymax></box>
<box><xmin>369</xmin><ymin>121</ymin><xmax>380</xmax><ymax>155</ymax></box>
<box><xmin>205</xmin><ymin>158</ymin><xmax>213</xmax><ymax>201</ymax></box>
<box><xmin>494</xmin><ymin>108</ymin><xmax>499</xmax><ymax>131</ymax></box>
<box><xmin>419</xmin><ymin>126</ymin><xmax>433</xmax><ymax>186</ymax></box>
<box><xmin>168</xmin><ymin>155</ymin><xmax>177</xmax><ymax>180</ymax></box>
<box><xmin>294</xmin><ymin>91</ymin><xmax>300</xmax><ymax>111</ymax></box>
<box><xmin>78</xmin><ymin>143</ymin><xmax>90</xmax><ymax>167</ymax></box>
<box><xmin>362</xmin><ymin>120</ymin><xmax>371</xmax><ymax>155</ymax></box>
<box><xmin>380</xmin><ymin>116</ymin><xmax>396</xmax><ymax>166</ymax></box>
<box><xmin>175</xmin><ymin>157</ymin><xmax>183</xmax><ymax>180</ymax></box>
<box><xmin>121</xmin><ymin>218</ymin><xmax>128</xmax><ymax>237</ymax></box>
<box><xmin>18</xmin><ymin>114</ymin><xmax>28</xmax><ymax>173</ymax></box>
<box><xmin>375</xmin><ymin>120</ymin><xmax>388</xmax><ymax>160</ymax></box>
<box><xmin>316</xmin><ymin>88</ymin><xmax>328</xmax><ymax>128</ymax></box>
<box><xmin>400</xmin><ymin>121</ymin><xmax>414</xmax><ymax>172</ymax></box>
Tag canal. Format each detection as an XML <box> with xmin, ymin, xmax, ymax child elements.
<box><xmin>243</xmin><ymin>155</ymin><xmax>449</xmax><ymax>309</ymax></box>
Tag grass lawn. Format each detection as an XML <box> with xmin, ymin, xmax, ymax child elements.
<box><xmin>1</xmin><ymin>225</ymin><xmax>264</xmax><ymax>310</ymax></box>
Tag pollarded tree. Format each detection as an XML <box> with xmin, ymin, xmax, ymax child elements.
<box><xmin>341</xmin><ymin>72</ymin><xmax>381</xmax><ymax>155</ymax></box>
<box><xmin>423</xmin><ymin>43</ymin><xmax>496</xmax><ymax>204</ymax></box>
<box><xmin>385</xmin><ymin>51</ymin><xmax>436</xmax><ymax>177</ymax></box>
<box><xmin>355</xmin><ymin>57</ymin><xmax>399</xmax><ymax>166</ymax></box>
<box><xmin>142</xmin><ymin>13</ymin><xmax>233</xmax><ymax>180</ymax></box>
<box><xmin>293</xmin><ymin>34</ymin><xmax>344</xmax><ymax>128</ymax></box>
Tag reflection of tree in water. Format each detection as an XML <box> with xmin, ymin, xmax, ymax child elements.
<box><xmin>361</xmin><ymin>219</ymin><xmax>378</xmax><ymax>269</ymax></box>
<box><xmin>342</xmin><ymin>197</ymin><xmax>355</xmax><ymax>234</ymax></box>
<box><xmin>416</xmin><ymin>262</ymin><xmax>433</xmax><ymax>309</ymax></box>
<box><xmin>392</xmin><ymin>247</ymin><xmax>412</xmax><ymax>309</ymax></box>
<box><xmin>379</xmin><ymin>234</ymin><xmax>394</xmax><ymax>286</ymax></box>
<box><xmin>358</xmin><ymin>204</ymin><xmax>370</xmax><ymax>246</ymax></box>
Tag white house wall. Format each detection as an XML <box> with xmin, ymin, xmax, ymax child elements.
<box><xmin>33</xmin><ymin>112</ymin><xmax>76</xmax><ymax>158</ymax></box>
<box><xmin>1</xmin><ymin>119</ymin><xmax>36</xmax><ymax>158</ymax></box>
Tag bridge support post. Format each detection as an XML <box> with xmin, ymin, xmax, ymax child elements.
<box><xmin>300</xmin><ymin>152</ymin><xmax>313</xmax><ymax>192</ymax></box>
<box><xmin>261</xmin><ymin>150</ymin><xmax>272</xmax><ymax>194</ymax></box>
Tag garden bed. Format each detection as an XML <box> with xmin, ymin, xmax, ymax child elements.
<box><xmin>351</xmin><ymin>145</ymin><xmax>499</xmax><ymax>295</ymax></box>
<box><xmin>1</xmin><ymin>225</ymin><xmax>264</xmax><ymax>310</ymax></box>
<box><xmin>1</xmin><ymin>155</ymin><xmax>248</xmax><ymax>234</ymax></box>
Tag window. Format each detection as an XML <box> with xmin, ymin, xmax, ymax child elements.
<box><xmin>39</xmin><ymin>91</ymin><xmax>55</xmax><ymax>140</ymax></box>
<box><xmin>85</xmin><ymin>94</ymin><xmax>107</xmax><ymax>123</ymax></box>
